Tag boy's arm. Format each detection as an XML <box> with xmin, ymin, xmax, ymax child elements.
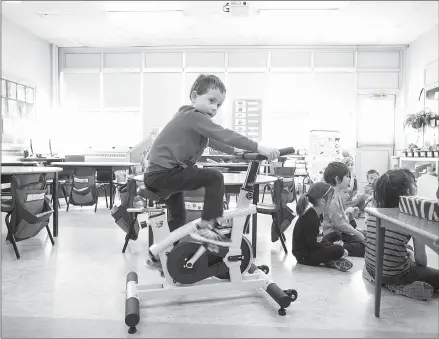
<box><xmin>191</xmin><ymin>112</ymin><xmax>258</xmax><ymax>152</ymax></box>
<box><xmin>207</xmin><ymin>139</ymin><xmax>235</xmax><ymax>155</ymax></box>
<box><xmin>327</xmin><ymin>198</ymin><xmax>356</xmax><ymax>235</ymax></box>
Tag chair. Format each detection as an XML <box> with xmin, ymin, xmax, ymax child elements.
<box><xmin>62</xmin><ymin>155</ymin><xmax>108</xmax><ymax>211</ymax></box>
<box><xmin>46</xmin><ymin>154</ymin><xmax>85</xmax><ymax>207</ymax></box>
<box><xmin>3</xmin><ymin>173</ymin><xmax>55</xmax><ymax>259</ymax></box>
<box><xmin>261</xmin><ymin>160</ymin><xmax>287</xmax><ymax>203</ymax></box>
<box><xmin>257</xmin><ymin>175</ymin><xmax>296</xmax><ymax>254</ymax></box>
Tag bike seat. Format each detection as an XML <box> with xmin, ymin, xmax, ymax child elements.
<box><xmin>137</xmin><ymin>187</ymin><xmax>171</xmax><ymax>202</ymax></box>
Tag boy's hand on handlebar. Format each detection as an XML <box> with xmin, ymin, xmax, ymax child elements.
<box><xmin>257</xmin><ymin>144</ymin><xmax>280</xmax><ymax>161</ymax></box>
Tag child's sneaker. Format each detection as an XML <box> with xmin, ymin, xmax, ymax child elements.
<box><xmin>327</xmin><ymin>258</ymin><xmax>353</xmax><ymax>272</ymax></box>
<box><xmin>146</xmin><ymin>255</ymin><xmax>164</xmax><ymax>277</ymax></box>
<box><xmin>191</xmin><ymin>221</ymin><xmax>232</xmax><ymax>253</ymax></box>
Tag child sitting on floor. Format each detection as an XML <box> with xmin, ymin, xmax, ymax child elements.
<box><xmin>322</xmin><ymin>162</ymin><xmax>366</xmax><ymax>257</ymax></box>
<box><xmin>340</xmin><ymin>157</ymin><xmax>369</xmax><ymax>216</ymax></box>
<box><xmin>363</xmin><ymin>169</ymin><xmax>379</xmax><ymax>208</ymax></box>
<box><xmin>363</xmin><ymin>168</ymin><xmax>439</xmax><ymax>300</ymax></box>
<box><xmin>292</xmin><ymin>182</ymin><xmax>353</xmax><ymax>272</ymax></box>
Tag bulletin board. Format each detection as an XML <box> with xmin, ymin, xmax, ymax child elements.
<box><xmin>233</xmin><ymin>99</ymin><xmax>262</xmax><ymax>142</ymax></box>
<box><xmin>309</xmin><ymin>130</ymin><xmax>341</xmax><ymax>158</ymax></box>
<box><xmin>308</xmin><ymin>130</ymin><xmax>342</xmax><ymax>182</ymax></box>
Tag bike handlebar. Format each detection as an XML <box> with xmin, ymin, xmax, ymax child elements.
<box><xmin>233</xmin><ymin>147</ymin><xmax>295</xmax><ymax>161</ymax></box>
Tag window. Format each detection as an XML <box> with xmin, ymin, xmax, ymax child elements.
<box><xmin>1</xmin><ymin>77</ymin><xmax>36</xmax><ymax>145</ymax></box>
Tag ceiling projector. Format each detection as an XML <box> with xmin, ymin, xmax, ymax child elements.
<box><xmin>223</xmin><ymin>1</ymin><xmax>251</xmax><ymax>16</ymax></box>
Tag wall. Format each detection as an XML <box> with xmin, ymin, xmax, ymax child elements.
<box><xmin>1</xmin><ymin>16</ymin><xmax>52</xmax><ymax>146</ymax></box>
<box><xmin>58</xmin><ymin>47</ymin><xmax>403</xmax><ymax>153</ymax></box>
<box><xmin>400</xmin><ymin>25</ymin><xmax>439</xmax><ymax>148</ymax></box>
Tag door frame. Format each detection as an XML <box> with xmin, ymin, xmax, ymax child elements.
<box><xmin>354</xmin><ymin>93</ymin><xmax>397</xmax><ymax>187</ymax></box>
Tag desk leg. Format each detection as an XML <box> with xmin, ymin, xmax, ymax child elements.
<box><xmin>375</xmin><ymin>218</ymin><xmax>385</xmax><ymax>317</ymax></box>
<box><xmin>109</xmin><ymin>167</ymin><xmax>114</xmax><ymax>209</ymax></box>
<box><xmin>252</xmin><ymin>184</ymin><xmax>259</xmax><ymax>258</ymax></box>
<box><xmin>53</xmin><ymin>172</ymin><xmax>58</xmax><ymax>237</ymax></box>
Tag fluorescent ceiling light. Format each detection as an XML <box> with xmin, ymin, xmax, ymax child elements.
<box><xmin>258</xmin><ymin>1</ymin><xmax>350</xmax><ymax>11</ymax></box>
<box><xmin>107</xmin><ymin>10</ymin><xmax>187</xmax><ymax>26</ymax></box>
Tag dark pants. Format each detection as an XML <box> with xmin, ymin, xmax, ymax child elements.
<box><xmin>400</xmin><ymin>262</ymin><xmax>439</xmax><ymax>290</ymax></box>
<box><xmin>296</xmin><ymin>231</ymin><xmax>345</xmax><ymax>266</ymax></box>
<box><xmin>144</xmin><ymin>166</ymin><xmax>225</xmax><ymax>232</ymax></box>
<box><xmin>341</xmin><ymin>232</ymin><xmax>365</xmax><ymax>258</ymax></box>
<box><xmin>367</xmin><ymin>262</ymin><xmax>439</xmax><ymax>290</ymax></box>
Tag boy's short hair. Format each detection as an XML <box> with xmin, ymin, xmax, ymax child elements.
<box><xmin>366</xmin><ymin>169</ymin><xmax>379</xmax><ymax>178</ymax></box>
<box><xmin>189</xmin><ymin>74</ymin><xmax>226</xmax><ymax>100</ymax></box>
<box><xmin>323</xmin><ymin>162</ymin><xmax>350</xmax><ymax>186</ymax></box>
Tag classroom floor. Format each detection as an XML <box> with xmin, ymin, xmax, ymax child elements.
<box><xmin>1</xmin><ymin>196</ymin><xmax>438</xmax><ymax>338</ymax></box>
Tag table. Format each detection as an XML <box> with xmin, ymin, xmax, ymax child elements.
<box><xmin>20</xmin><ymin>157</ymin><xmax>64</xmax><ymax>164</ymax></box>
<box><xmin>134</xmin><ymin>173</ymin><xmax>277</xmax><ymax>257</ymax></box>
<box><xmin>364</xmin><ymin>207</ymin><xmax>439</xmax><ymax>318</ymax></box>
<box><xmin>2</xmin><ymin>161</ymin><xmax>38</xmax><ymax>166</ymax></box>
<box><xmin>197</xmin><ymin>162</ymin><xmax>249</xmax><ymax>172</ymax></box>
<box><xmin>1</xmin><ymin>166</ymin><xmax>64</xmax><ymax>237</ymax></box>
<box><xmin>50</xmin><ymin>162</ymin><xmax>139</xmax><ymax>208</ymax></box>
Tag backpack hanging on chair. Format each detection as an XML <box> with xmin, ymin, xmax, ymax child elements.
<box><xmin>67</xmin><ymin>167</ymin><xmax>99</xmax><ymax>212</ymax></box>
<box><xmin>270</xmin><ymin>177</ymin><xmax>297</xmax><ymax>243</ymax></box>
<box><xmin>5</xmin><ymin>173</ymin><xmax>55</xmax><ymax>259</ymax></box>
<box><xmin>111</xmin><ymin>178</ymin><xmax>141</xmax><ymax>253</ymax></box>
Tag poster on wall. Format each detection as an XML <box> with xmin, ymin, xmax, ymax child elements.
<box><xmin>232</xmin><ymin>99</ymin><xmax>262</xmax><ymax>142</ymax></box>
<box><xmin>308</xmin><ymin>130</ymin><xmax>342</xmax><ymax>182</ymax></box>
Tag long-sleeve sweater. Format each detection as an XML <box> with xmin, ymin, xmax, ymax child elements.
<box><xmin>292</xmin><ymin>208</ymin><xmax>332</xmax><ymax>257</ymax></box>
<box><xmin>147</xmin><ymin>105</ymin><xmax>258</xmax><ymax>171</ymax></box>
<box><xmin>322</xmin><ymin>192</ymin><xmax>356</xmax><ymax>236</ymax></box>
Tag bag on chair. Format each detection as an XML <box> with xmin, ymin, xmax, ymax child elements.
<box><xmin>271</xmin><ymin>178</ymin><xmax>296</xmax><ymax>242</ymax></box>
<box><xmin>111</xmin><ymin>178</ymin><xmax>140</xmax><ymax>240</ymax></box>
<box><xmin>9</xmin><ymin>174</ymin><xmax>53</xmax><ymax>241</ymax></box>
<box><xmin>68</xmin><ymin>167</ymin><xmax>98</xmax><ymax>206</ymax></box>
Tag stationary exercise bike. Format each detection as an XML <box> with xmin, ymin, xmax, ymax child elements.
<box><xmin>124</xmin><ymin>148</ymin><xmax>298</xmax><ymax>334</ymax></box>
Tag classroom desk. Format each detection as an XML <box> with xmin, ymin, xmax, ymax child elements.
<box><xmin>20</xmin><ymin>156</ymin><xmax>64</xmax><ymax>164</ymax></box>
<box><xmin>196</xmin><ymin>162</ymin><xmax>249</xmax><ymax>172</ymax></box>
<box><xmin>364</xmin><ymin>207</ymin><xmax>439</xmax><ymax>318</ymax></box>
<box><xmin>134</xmin><ymin>173</ymin><xmax>277</xmax><ymax>257</ymax></box>
<box><xmin>51</xmin><ymin>162</ymin><xmax>139</xmax><ymax>209</ymax></box>
<box><xmin>1</xmin><ymin>166</ymin><xmax>64</xmax><ymax>237</ymax></box>
<box><xmin>2</xmin><ymin>161</ymin><xmax>38</xmax><ymax>166</ymax></box>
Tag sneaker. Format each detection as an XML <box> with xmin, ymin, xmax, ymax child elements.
<box><xmin>214</xmin><ymin>217</ymin><xmax>233</xmax><ymax>230</ymax></box>
<box><xmin>362</xmin><ymin>267</ymin><xmax>433</xmax><ymax>301</ymax></box>
<box><xmin>146</xmin><ymin>256</ymin><xmax>164</xmax><ymax>277</ymax></box>
<box><xmin>191</xmin><ymin>224</ymin><xmax>232</xmax><ymax>253</ymax></box>
<box><xmin>327</xmin><ymin>258</ymin><xmax>353</xmax><ymax>272</ymax></box>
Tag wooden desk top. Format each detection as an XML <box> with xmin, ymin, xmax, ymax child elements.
<box><xmin>51</xmin><ymin>162</ymin><xmax>139</xmax><ymax>168</ymax></box>
<box><xmin>134</xmin><ymin>173</ymin><xmax>276</xmax><ymax>186</ymax></box>
<box><xmin>1</xmin><ymin>166</ymin><xmax>64</xmax><ymax>175</ymax></box>
<box><xmin>365</xmin><ymin>207</ymin><xmax>439</xmax><ymax>242</ymax></box>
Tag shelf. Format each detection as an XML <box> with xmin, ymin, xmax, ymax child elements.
<box><xmin>399</xmin><ymin>157</ymin><xmax>439</xmax><ymax>162</ymax></box>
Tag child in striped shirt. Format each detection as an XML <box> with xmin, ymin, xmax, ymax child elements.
<box><xmin>364</xmin><ymin>168</ymin><xmax>439</xmax><ymax>293</ymax></box>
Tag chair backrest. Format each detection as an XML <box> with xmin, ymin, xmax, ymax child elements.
<box><xmin>9</xmin><ymin>174</ymin><xmax>53</xmax><ymax>241</ymax></box>
<box><xmin>274</xmin><ymin>166</ymin><xmax>296</xmax><ymax>177</ymax></box>
<box><xmin>65</xmin><ymin>154</ymin><xmax>85</xmax><ymax>162</ymax></box>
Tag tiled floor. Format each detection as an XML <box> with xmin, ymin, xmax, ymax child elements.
<box><xmin>2</xmin><ymin>197</ymin><xmax>438</xmax><ymax>338</ymax></box>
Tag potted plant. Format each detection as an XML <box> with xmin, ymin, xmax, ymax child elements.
<box><xmin>403</xmin><ymin>109</ymin><xmax>434</xmax><ymax>130</ymax></box>
<box><xmin>403</xmin><ymin>110</ymin><xmax>435</xmax><ymax>149</ymax></box>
